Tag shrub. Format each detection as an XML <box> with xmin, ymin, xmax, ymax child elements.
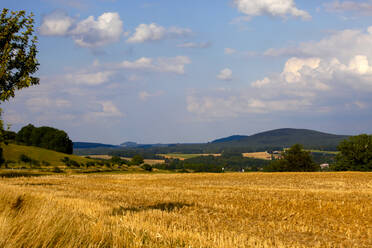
<box><xmin>142</xmin><ymin>164</ymin><xmax>153</xmax><ymax>172</ymax></box>
<box><xmin>52</xmin><ymin>167</ymin><xmax>63</xmax><ymax>173</ymax></box>
<box><xmin>131</xmin><ymin>155</ymin><xmax>144</xmax><ymax>165</ymax></box>
<box><xmin>19</xmin><ymin>154</ymin><xmax>32</xmax><ymax>163</ymax></box>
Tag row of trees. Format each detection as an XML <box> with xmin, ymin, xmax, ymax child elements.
<box><xmin>265</xmin><ymin>134</ymin><xmax>372</xmax><ymax>172</ymax></box>
<box><xmin>16</xmin><ymin>124</ymin><xmax>73</xmax><ymax>154</ymax></box>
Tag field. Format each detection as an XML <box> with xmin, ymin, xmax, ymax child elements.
<box><xmin>0</xmin><ymin>172</ymin><xmax>371</xmax><ymax>247</ymax></box>
<box><xmin>242</xmin><ymin>152</ymin><xmax>272</xmax><ymax>160</ymax></box>
<box><xmin>159</xmin><ymin>153</ymin><xmax>221</xmax><ymax>160</ymax></box>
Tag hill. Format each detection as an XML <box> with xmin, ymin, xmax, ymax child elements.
<box><xmin>73</xmin><ymin>142</ymin><xmax>119</xmax><ymax>149</ymax></box>
<box><xmin>2</xmin><ymin>143</ymin><xmax>95</xmax><ymax>167</ymax></box>
<box><xmin>211</xmin><ymin>128</ymin><xmax>349</xmax><ymax>150</ymax></box>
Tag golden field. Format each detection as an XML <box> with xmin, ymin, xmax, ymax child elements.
<box><xmin>0</xmin><ymin>172</ymin><xmax>371</xmax><ymax>248</ymax></box>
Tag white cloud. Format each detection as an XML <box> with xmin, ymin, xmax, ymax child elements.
<box><xmin>127</xmin><ymin>23</ymin><xmax>192</xmax><ymax>43</ymax></box>
<box><xmin>177</xmin><ymin>42</ymin><xmax>211</xmax><ymax>48</ymax></box>
<box><xmin>224</xmin><ymin>48</ymin><xmax>237</xmax><ymax>55</ymax></box>
<box><xmin>324</xmin><ymin>1</ymin><xmax>372</xmax><ymax>15</ymax></box>
<box><xmin>120</xmin><ymin>56</ymin><xmax>191</xmax><ymax>74</ymax></box>
<box><xmin>84</xmin><ymin>101</ymin><xmax>124</xmax><ymax>120</ymax></box>
<box><xmin>71</xmin><ymin>12</ymin><xmax>123</xmax><ymax>48</ymax></box>
<box><xmin>138</xmin><ymin>91</ymin><xmax>164</xmax><ymax>101</ymax></box>
<box><xmin>39</xmin><ymin>10</ymin><xmax>75</xmax><ymax>36</ymax></box>
<box><xmin>40</xmin><ymin>11</ymin><xmax>123</xmax><ymax>48</ymax></box>
<box><xmin>264</xmin><ymin>27</ymin><xmax>372</xmax><ymax>61</ymax></box>
<box><xmin>217</xmin><ymin>68</ymin><xmax>233</xmax><ymax>81</ymax></box>
<box><xmin>233</xmin><ymin>0</ymin><xmax>311</xmax><ymax>20</ymax></box>
<box><xmin>66</xmin><ymin>71</ymin><xmax>114</xmax><ymax>85</ymax></box>
<box><xmin>187</xmin><ymin>25</ymin><xmax>372</xmax><ymax>119</ymax></box>
<box><xmin>26</xmin><ymin>97</ymin><xmax>72</xmax><ymax>112</ymax></box>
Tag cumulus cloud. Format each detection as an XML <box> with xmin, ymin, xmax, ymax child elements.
<box><xmin>66</xmin><ymin>71</ymin><xmax>114</xmax><ymax>85</ymax></box>
<box><xmin>217</xmin><ymin>68</ymin><xmax>233</xmax><ymax>81</ymax></box>
<box><xmin>120</xmin><ymin>56</ymin><xmax>191</xmax><ymax>74</ymax></box>
<box><xmin>84</xmin><ymin>101</ymin><xmax>124</xmax><ymax>120</ymax></box>
<box><xmin>177</xmin><ymin>42</ymin><xmax>211</xmax><ymax>48</ymax></box>
<box><xmin>187</xmin><ymin>26</ymin><xmax>372</xmax><ymax>119</ymax></box>
<box><xmin>233</xmin><ymin>0</ymin><xmax>311</xmax><ymax>20</ymax></box>
<box><xmin>40</xmin><ymin>10</ymin><xmax>75</xmax><ymax>36</ymax></box>
<box><xmin>264</xmin><ymin>27</ymin><xmax>372</xmax><ymax>62</ymax></box>
<box><xmin>127</xmin><ymin>23</ymin><xmax>192</xmax><ymax>43</ymax></box>
<box><xmin>324</xmin><ymin>1</ymin><xmax>372</xmax><ymax>15</ymax></box>
<box><xmin>40</xmin><ymin>11</ymin><xmax>123</xmax><ymax>48</ymax></box>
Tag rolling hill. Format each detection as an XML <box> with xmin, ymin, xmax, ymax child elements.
<box><xmin>2</xmin><ymin>143</ymin><xmax>95</xmax><ymax>167</ymax></box>
<box><xmin>211</xmin><ymin>128</ymin><xmax>349</xmax><ymax>150</ymax></box>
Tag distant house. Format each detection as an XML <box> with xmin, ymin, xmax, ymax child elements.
<box><xmin>320</xmin><ymin>163</ymin><xmax>330</xmax><ymax>169</ymax></box>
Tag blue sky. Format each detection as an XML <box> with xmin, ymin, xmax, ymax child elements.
<box><xmin>2</xmin><ymin>0</ymin><xmax>372</xmax><ymax>144</ymax></box>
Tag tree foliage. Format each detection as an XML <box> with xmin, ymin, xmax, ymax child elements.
<box><xmin>333</xmin><ymin>134</ymin><xmax>372</xmax><ymax>171</ymax></box>
<box><xmin>265</xmin><ymin>144</ymin><xmax>319</xmax><ymax>172</ymax></box>
<box><xmin>1</xmin><ymin>8</ymin><xmax>39</xmax><ymax>101</ymax></box>
<box><xmin>16</xmin><ymin>124</ymin><xmax>73</xmax><ymax>154</ymax></box>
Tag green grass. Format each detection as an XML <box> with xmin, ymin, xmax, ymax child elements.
<box><xmin>307</xmin><ymin>150</ymin><xmax>339</xmax><ymax>155</ymax></box>
<box><xmin>1</xmin><ymin>143</ymin><xmax>95</xmax><ymax>167</ymax></box>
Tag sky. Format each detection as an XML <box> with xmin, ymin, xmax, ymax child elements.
<box><xmin>2</xmin><ymin>0</ymin><xmax>372</xmax><ymax>144</ymax></box>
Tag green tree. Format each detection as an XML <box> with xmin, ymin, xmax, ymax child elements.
<box><xmin>334</xmin><ymin>134</ymin><xmax>372</xmax><ymax>171</ymax></box>
<box><xmin>0</xmin><ymin>9</ymin><xmax>39</xmax><ymax>165</ymax></box>
<box><xmin>265</xmin><ymin>144</ymin><xmax>319</xmax><ymax>172</ymax></box>
<box><xmin>131</xmin><ymin>155</ymin><xmax>144</xmax><ymax>165</ymax></box>
<box><xmin>1</xmin><ymin>9</ymin><xmax>39</xmax><ymax>101</ymax></box>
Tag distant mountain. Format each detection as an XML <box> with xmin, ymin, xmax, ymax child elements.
<box><xmin>120</xmin><ymin>142</ymin><xmax>138</xmax><ymax>148</ymax></box>
<box><xmin>73</xmin><ymin>142</ymin><xmax>119</xmax><ymax>149</ymax></box>
<box><xmin>211</xmin><ymin>128</ymin><xmax>349</xmax><ymax>150</ymax></box>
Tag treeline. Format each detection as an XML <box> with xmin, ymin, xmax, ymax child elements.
<box><xmin>153</xmin><ymin>154</ymin><xmax>270</xmax><ymax>173</ymax></box>
<box><xmin>9</xmin><ymin>124</ymin><xmax>73</xmax><ymax>154</ymax></box>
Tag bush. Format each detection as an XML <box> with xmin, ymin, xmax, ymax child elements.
<box><xmin>131</xmin><ymin>155</ymin><xmax>144</xmax><ymax>165</ymax></box>
<box><xmin>42</xmin><ymin>160</ymin><xmax>51</xmax><ymax>166</ymax></box>
<box><xmin>19</xmin><ymin>154</ymin><xmax>32</xmax><ymax>163</ymax></box>
<box><xmin>52</xmin><ymin>167</ymin><xmax>63</xmax><ymax>173</ymax></box>
<box><xmin>264</xmin><ymin>144</ymin><xmax>319</xmax><ymax>172</ymax></box>
<box><xmin>142</xmin><ymin>164</ymin><xmax>153</xmax><ymax>172</ymax></box>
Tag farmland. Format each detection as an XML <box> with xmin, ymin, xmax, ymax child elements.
<box><xmin>0</xmin><ymin>172</ymin><xmax>371</xmax><ymax>247</ymax></box>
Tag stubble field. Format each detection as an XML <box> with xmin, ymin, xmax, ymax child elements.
<box><xmin>0</xmin><ymin>172</ymin><xmax>371</xmax><ymax>248</ymax></box>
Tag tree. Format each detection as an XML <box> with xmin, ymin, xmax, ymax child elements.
<box><xmin>265</xmin><ymin>144</ymin><xmax>319</xmax><ymax>172</ymax></box>
<box><xmin>0</xmin><ymin>9</ymin><xmax>39</xmax><ymax>165</ymax></box>
<box><xmin>131</xmin><ymin>155</ymin><xmax>144</xmax><ymax>165</ymax></box>
<box><xmin>1</xmin><ymin>9</ymin><xmax>39</xmax><ymax>101</ymax></box>
<box><xmin>333</xmin><ymin>134</ymin><xmax>372</xmax><ymax>171</ymax></box>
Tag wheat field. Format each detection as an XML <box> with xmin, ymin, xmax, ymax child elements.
<box><xmin>0</xmin><ymin>172</ymin><xmax>371</xmax><ymax>248</ymax></box>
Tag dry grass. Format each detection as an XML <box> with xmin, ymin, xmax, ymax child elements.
<box><xmin>0</xmin><ymin>172</ymin><xmax>371</xmax><ymax>247</ymax></box>
<box><xmin>242</xmin><ymin>152</ymin><xmax>272</xmax><ymax>160</ymax></box>
<box><xmin>160</xmin><ymin>153</ymin><xmax>221</xmax><ymax>160</ymax></box>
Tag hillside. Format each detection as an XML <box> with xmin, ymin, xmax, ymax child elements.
<box><xmin>2</xmin><ymin>143</ymin><xmax>95</xmax><ymax>167</ymax></box>
<box><xmin>73</xmin><ymin>142</ymin><xmax>120</xmax><ymax>149</ymax></box>
<box><xmin>211</xmin><ymin>128</ymin><xmax>349</xmax><ymax>150</ymax></box>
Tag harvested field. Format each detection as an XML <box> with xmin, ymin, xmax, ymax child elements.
<box><xmin>242</xmin><ymin>152</ymin><xmax>272</xmax><ymax>160</ymax></box>
<box><xmin>0</xmin><ymin>172</ymin><xmax>371</xmax><ymax>247</ymax></box>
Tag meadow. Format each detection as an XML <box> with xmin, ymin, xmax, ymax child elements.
<box><xmin>0</xmin><ymin>172</ymin><xmax>371</xmax><ymax>247</ymax></box>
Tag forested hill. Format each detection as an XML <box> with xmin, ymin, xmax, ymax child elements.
<box><xmin>211</xmin><ymin>128</ymin><xmax>349</xmax><ymax>150</ymax></box>
<box><xmin>74</xmin><ymin>128</ymin><xmax>351</xmax><ymax>156</ymax></box>
<box><xmin>73</xmin><ymin>142</ymin><xmax>119</xmax><ymax>149</ymax></box>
